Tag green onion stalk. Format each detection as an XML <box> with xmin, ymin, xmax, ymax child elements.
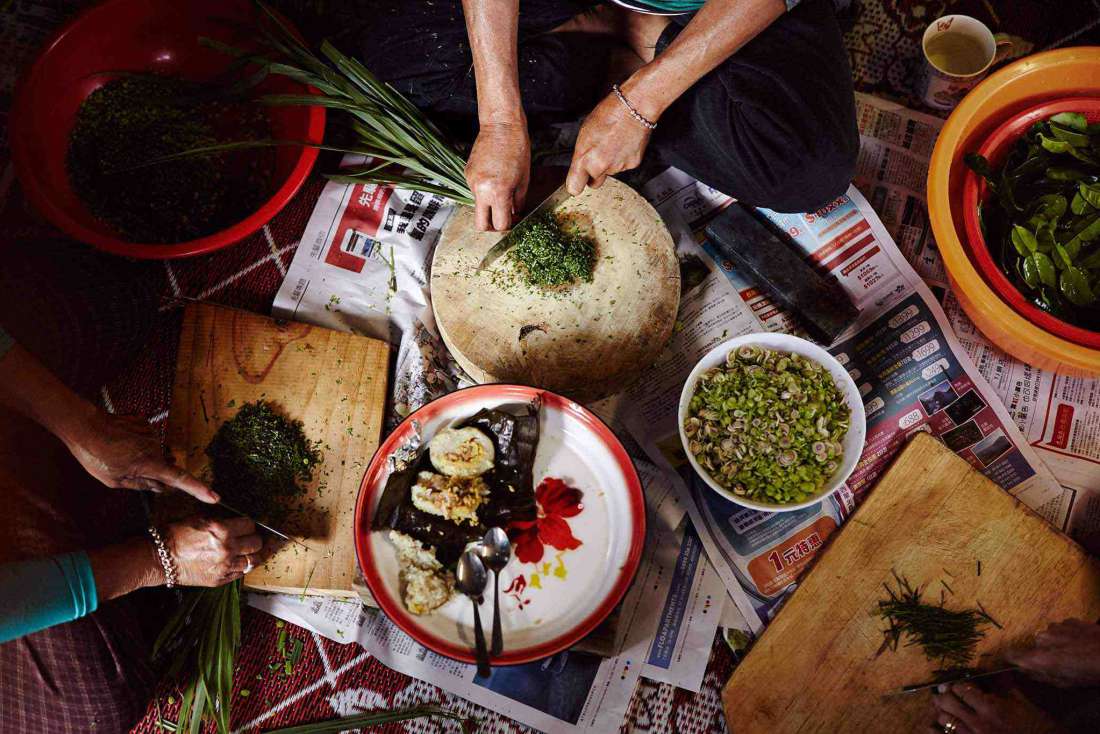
<box><xmin>163</xmin><ymin>1</ymin><xmax>475</xmax><ymax>206</ymax></box>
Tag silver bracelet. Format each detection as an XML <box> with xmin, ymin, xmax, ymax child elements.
<box><xmin>611</xmin><ymin>84</ymin><xmax>657</xmax><ymax>130</ymax></box>
<box><xmin>148</xmin><ymin>525</ymin><xmax>178</xmax><ymax>588</ymax></box>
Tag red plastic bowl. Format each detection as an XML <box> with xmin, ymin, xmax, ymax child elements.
<box><xmin>961</xmin><ymin>98</ymin><xmax>1100</xmax><ymax>348</ymax></box>
<box><xmin>9</xmin><ymin>0</ymin><xmax>325</xmax><ymax>260</ymax></box>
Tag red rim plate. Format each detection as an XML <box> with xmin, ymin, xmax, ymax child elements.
<box><xmin>354</xmin><ymin>384</ymin><xmax>646</xmax><ymax>665</ymax></box>
<box><xmin>961</xmin><ymin>97</ymin><xmax>1100</xmax><ymax>348</ymax></box>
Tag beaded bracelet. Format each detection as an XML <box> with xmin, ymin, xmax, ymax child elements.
<box><xmin>612</xmin><ymin>84</ymin><xmax>657</xmax><ymax>130</ymax></box>
<box><xmin>148</xmin><ymin>525</ymin><xmax>178</xmax><ymax>588</ymax></box>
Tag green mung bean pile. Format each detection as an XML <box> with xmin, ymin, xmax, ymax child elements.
<box><xmin>684</xmin><ymin>345</ymin><xmax>850</xmax><ymax>504</ymax></box>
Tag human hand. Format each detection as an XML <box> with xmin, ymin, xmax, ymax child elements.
<box><xmin>1006</xmin><ymin>618</ymin><xmax>1100</xmax><ymax>687</ymax></box>
<box><xmin>566</xmin><ymin>88</ymin><xmax>653</xmax><ymax>196</ymax></box>
<box><xmin>66</xmin><ymin>409</ymin><xmax>218</xmax><ymax>504</ymax></box>
<box><xmin>465</xmin><ymin>121</ymin><xmax>530</xmax><ymax>231</ymax></box>
<box><xmin>929</xmin><ymin>682</ymin><xmax>1063</xmax><ymax>734</ymax></box>
<box><xmin>164</xmin><ymin>516</ymin><xmax>268</xmax><ymax>587</ymax></box>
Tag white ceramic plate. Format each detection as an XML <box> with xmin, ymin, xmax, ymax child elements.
<box><xmin>355</xmin><ymin>385</ymin><xmax>645</xmax><ymax>664</ymax></box>
<box><xmin>677</xmin><ymin>333</ymin><xmax>866</xmax><ymax>512</ymax></box>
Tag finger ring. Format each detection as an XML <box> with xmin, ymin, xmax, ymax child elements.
<box><xmin>942</xmin><ymin>721</ymin><xmax>958</xmax><ymax>733</ymax></box>
<box><xmin>243</xmin><ymin>555</ymin><xmax>254</xmax><ymax>574</ymax></box>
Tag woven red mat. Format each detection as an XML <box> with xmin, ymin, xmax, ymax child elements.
<box><xmin>2</xmin><ymin>1</ymin><xmax>1099</xmax><ymax>733</ymax></box>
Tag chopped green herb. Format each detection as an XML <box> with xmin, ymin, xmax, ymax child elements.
<box><xmin>205</xmin><ymin>400</ymin><xmax>323</xmax><ymax>521</ymax></box>
<box><xmin>508</xmin><ymin>211</ymin><xmax>596</xmax><ymax>288</ymax></box>
<box><xmin>875</xmin><ymin>573</ymin><xmax>999</xmax><ymax>674</ymax></box>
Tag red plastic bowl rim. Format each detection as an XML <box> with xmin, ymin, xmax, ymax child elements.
<box><xmin>8</xmin><ymin>0</ymin><xmax>325</xmax><ymax>260</ymax></box>
<box><xmin>354</xmin><ymin>384</ymin><xmax>647</xmax><ymax>666</ymax></box>
<box><xmin>961</xmin><ymin>97</ymin><xmax>1100</xmax><ymax>348</ymax></box>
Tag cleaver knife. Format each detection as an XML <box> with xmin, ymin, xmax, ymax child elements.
<box><xmin>704</xmin><ymin>203</ymin><xmax>859</xmax><ymax>345</ymax></box>
<box><xmin>477</xmin><ymin>185</ymin><xmax>572</xmax><ymax>271</ymax></box>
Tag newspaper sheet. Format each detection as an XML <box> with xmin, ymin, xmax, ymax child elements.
<box><xmin>609</xmin><ymin>167</ymin><xmax>1066</xmax><ymax>631</ymax></box>
<box><xmin>854</xmin><ymin>95</ymin><xmax>1098</xmax><ymax>548</ymax></box>
<box><xmin>267</xmin><ymin>169</ymin><xmax>724</xmax><ymax>731</ymax></box>
<box><xmin>249</xmin><ymin>463</ymin><xmax>723</xmax><ymax>733</ymax></box>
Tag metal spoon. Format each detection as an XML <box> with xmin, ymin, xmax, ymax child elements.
<box><xmin>478</xmin><ymin>527</ymin><xmax>511</xmax><ymax>656</ymax></box>
<box><xmin>455</xmin><ymin>549</ymin><xmax>491</xmax><ymax>677</ymax></box>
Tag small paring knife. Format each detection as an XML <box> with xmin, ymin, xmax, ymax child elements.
<box><xmin>883</xmin><ymin>666</ymin><xmax>1019</xmax><ymax>697</ymax></box>
<box><xmin>476</xmin><ymin>185</ymin><xmax>573</xmax><ymax>271</ymax></box>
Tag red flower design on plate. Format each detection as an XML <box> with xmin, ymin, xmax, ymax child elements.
<box><xmin>508</xmin><ymin>477</ymin><xmax>584</xmax><ymax>564</ymax></box>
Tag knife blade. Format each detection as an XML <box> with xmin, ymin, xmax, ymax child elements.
<box><xmin>217</xmin><ymin>500</ymin><xmax>315</xmax><ymax>553</ymax></box>
<box><xmin>883</xmin><ymin>666</ymin><xmax>1019</xmax><ymax>697</ymax></box>
<box><xmin>476</xmin><ymin>185</ymin><xmax>572</xmax><ymax>271</ymax></box>
<box><xmin>704</xmin><ymin>203</ymin><xmax>859</xmax><ymax>345</ymax></box>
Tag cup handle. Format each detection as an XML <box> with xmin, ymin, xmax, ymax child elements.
<box><xmin>993</xmin><ymin>33</ymin><xmax>1014</xmax><ymax>64</ymax></box>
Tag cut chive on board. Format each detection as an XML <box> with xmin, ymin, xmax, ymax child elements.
<box><xmin>167</xmin><ymin>303</ymin><xmax>389</xmax><ymax>596</ymax></box>
<box><xmin>722</xmin><ymin>432</ymin><xmax>1100</xmax><ymax>733</ymax></box>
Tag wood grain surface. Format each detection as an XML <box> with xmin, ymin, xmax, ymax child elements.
<box><xmin>168</xmin><ymin>303</ymin><xmax>389</xmax><ymax>596</ymax></box>
<box><xmin>722</xmin><ymin>433</ymin><xmax>1100</xmax><ymax>733</ymax></box>
<box><xmin>431</xmin><ymin>179</ymin><xmax>679</xmax><ymax>402</ymax></box>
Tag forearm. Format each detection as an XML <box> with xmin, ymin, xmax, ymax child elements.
<box><xmin>88</xmin><ymin>536</ymin><xmax>164</xmax><ymax>602</ymax></box>
<box><xmin>462</xmin><ymin>0</ymin><xmax>525</xmax><ymax>125</ymax></box>
<box><xmin>0</xmin><ymin>344</ymin><xmax>97</xmax><ymax>448</ymax></box>
<box><xmin>622</xmin><ymin>0</ymin><xmax>786</xmax><ymax>120</ymax></box>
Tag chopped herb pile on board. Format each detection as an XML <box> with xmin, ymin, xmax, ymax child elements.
<box><xmin>67</xmin><ymin>74</ymin><xmax>273</xmax><ymax>243</ymax></box>
<box><xmin>205</xmin><ymin>400</ymin><xmax>322</xmax><ymax>520</ymax></box>
<box><xmin>965</xmin><ymin>111</ymin><xmax>1100</xmax><ymax>328</ymax></box>
<box><xmin>507</xmin><ymin>211</ymin><xmax>597</xmax><ymax>287</ymax></box>
<box><xmin>875</xmin><ymin>573</ymin><xmax>1001</xmax><ymax>674</ymax></box>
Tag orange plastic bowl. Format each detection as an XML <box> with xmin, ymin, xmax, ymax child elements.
<box><xmin>960</xmin><ymin>97</ymin><xmax>1100</xmax><ymax>350</ymax></box>
<box><xmin>928</xmin><ymin>47</ymin><xmax>1100</xmax><ymax>375</ymax></box>
<box><xmin>9</xmin><ymin>0</ymin><xmax>325</xmax><ymax>260</ymax></box>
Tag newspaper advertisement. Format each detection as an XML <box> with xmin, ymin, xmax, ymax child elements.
<box><xmin>612</xmin><ymin>167</ymin><xmax>1066</xmax><ymax>632</ymax></box>
<box><xmin>248</xmin><ymin>463</ymin><xmax>723</xmax><ymax>733</ymax></box>
<box><xmin>853</xmin><ymin>95</ymin><xmax>1099</xmax><ymax>547</ymax></box>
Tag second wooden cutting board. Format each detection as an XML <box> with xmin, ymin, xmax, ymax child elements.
<box><xmin>168</xmin><ymin>303</ymin><xmax>389</xmax><ymax>597</ymax></box>
<box><xmin>722</xmin><ymin>432</ymin><xmax>1100</xmax><ymax>733</ymax></box>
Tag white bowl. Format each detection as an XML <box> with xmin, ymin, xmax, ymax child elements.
<box><xmin>677</xmin><ymin>332</ymin><xmax>866</xmax><ymax>513</ymax></box>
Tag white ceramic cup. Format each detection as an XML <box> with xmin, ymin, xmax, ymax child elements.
<box><xmin>919</xmin><ymin>15</ymin><xmax>1013</xmax><ymax>111</ymax></box>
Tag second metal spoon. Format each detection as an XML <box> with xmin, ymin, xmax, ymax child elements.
<box><xmin>479</xmin><ymin>527</ymin><xmax>512</xmax><ymax>656</ymax></box>
<box><xmin>455</xmin><ymin>549</ymin><xmax>491</xmax><ymax>678</ymax></box>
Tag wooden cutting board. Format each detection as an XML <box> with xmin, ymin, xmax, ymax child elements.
<box><xmin>168</xmin><ymin>303</ymin><xmax>389</xmax><ymax>597</ymax></box>
<box><xmin>722</xmin><ymin>433</ymin><xmax>1100</xmax><ymax>733</ymax></box>
<box><xmin>431</xmin><ymin>179</ymin><xmax>679</xmax><ymax>402</ymax></box>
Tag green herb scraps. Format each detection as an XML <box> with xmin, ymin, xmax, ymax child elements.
<box><xmin>875</xmin><ymin>573</ymin><xmax>1001</xmax><ymax>674</ymax></box>
<box><xmin>507</xmin><ymin>211</ymin><xmax>597</xmax><ymax>288</ymax></box>
<box><xmin>205</xmin><ymin>400</ymin><xmax>323</xmax><ymax>521</ymax></box>
<box><xmin>684</xmin><ymin>346</ymin><xmax>850</xmax><ymax>504</ymax></box>
<box><xmin>965</xmin><ymin>111</ymin><xmax>1100</xmax><ymax>327</ymax></box>
<box><xmin>67</xmin><ymin>74</ymin><xmax>272</xmax><ymax>243</ymax></box>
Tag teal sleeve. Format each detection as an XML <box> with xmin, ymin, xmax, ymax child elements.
<box><xmin>0</xmin><ymin>552</ymin><xmax>98</xmax><ymax>644</ymax></box>
<box><xmin>0</xmin><ymin>327</ymin><xmax>12</xmax><ymax>360</ymax></box>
